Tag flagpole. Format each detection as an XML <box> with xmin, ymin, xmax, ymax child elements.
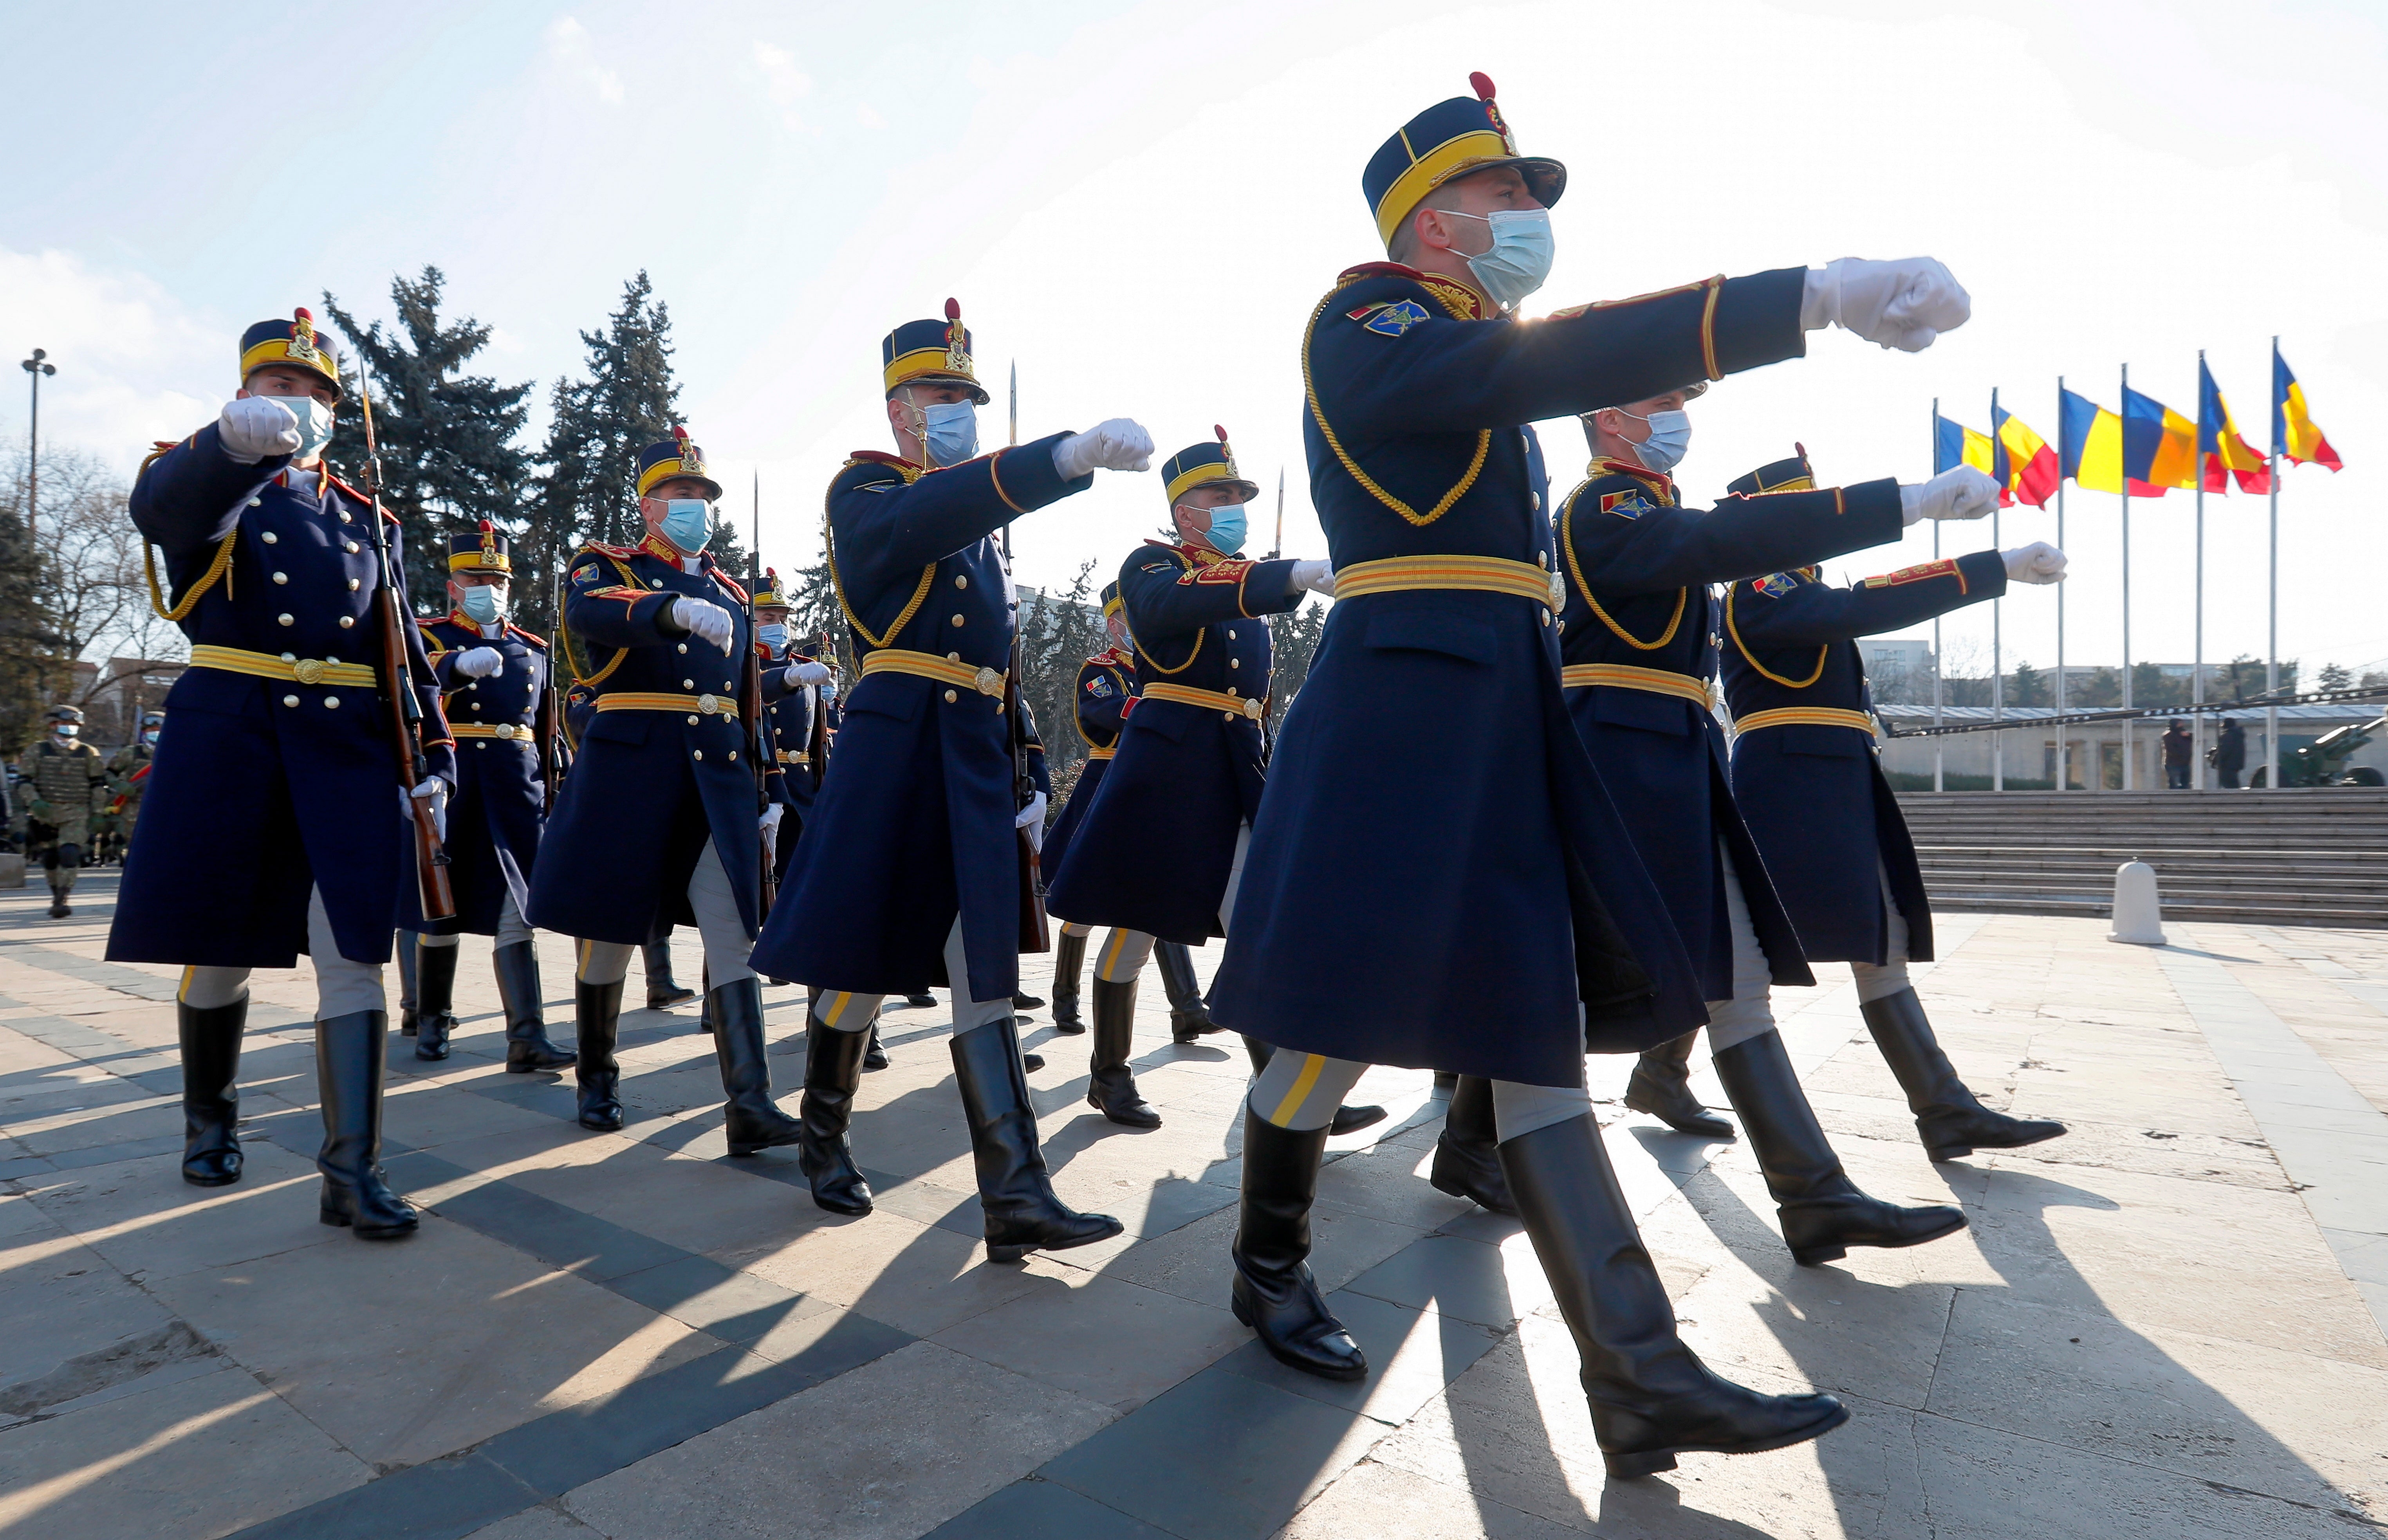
<box><xmin>2120</xmin><ymin>362</ymin><xmax>2134</xmax><ymax>790</ymax></box>
<box><xmin>1930</xmin><ymin>398</ymin><xmax>1944</xmax><ymax>792</ymax></box>
<box><xmin>2056</xmin><ymin>375</ymin><xmax>2069</xmax><ymax>790</ymax></box>
<box><xmin>2265</xmin><ymin>336</ymin><xmax>2281</xmax><ymax>791</ymax></box>
<box><xmin>2193</xmin><ymin>350</ymin><xmax>2208</xmax><ymax>790</ymax></box>
<box><xmin>1991</xmin><ymin>387</ymin><xmax>2004</xmax><ymax>792</ymax></box>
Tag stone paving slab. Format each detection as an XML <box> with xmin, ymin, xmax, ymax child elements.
<box><xmin>2</xmin><ymin>873</ymin><xmax>2385</xmax><ymax>1537</ymax></box>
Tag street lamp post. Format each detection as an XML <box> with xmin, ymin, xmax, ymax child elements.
<box><xmin>21</xmin><ymin>348</ymin><xmax>55</xmax><ymax>543</ymax></box>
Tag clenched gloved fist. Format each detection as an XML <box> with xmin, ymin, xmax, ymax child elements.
<box><xmin>759</xmin><ymin>803</ymin><xmax>785</xmax><ymax>858</ymax></box>
<box><xmin>217</xmin><ymin>395</ymin><xmax>303</xmax><ymax>463</ymax></box>
<box><xmin>1899</xmin><ymin>466</ymin><xmax>2000</xmax><ymax>525</ymax></box>
<box><xmin>671</xmin><ymin>597</ymin><xmax>734</xmax><ymax>651</ymax></box>
<box><xmin>453</xmin><ymin>646</ymin><xmax>505</xmax><ymax>680</ymax></box>
<box><xmin>2002</xmin><ymin>542</ymin><xmax>2067</xmax><ymax>584</ymax></box>
<box><xmin>406</xmin><ymin>777</ymin><xmax>450</xmax><ymax>843</ymax></box>
<box><xmin>1801</xmin><ymin>257</ymin><xmax>1971</xmax><ymax>352</ymax></box>
<box><xmin>785</xmin><ymin>659</ymin><xmax>834</xmax><ymax>688</ymax></box>
<box><xmin>1014</xmin><ymin>790</ymin><xmax>1048</xmax><ymax>830</ymax></box>
<box><xmin>1052</xmin><ymin>419</ymin><xmax>1155</xmax><ymax>478</ymax></box>
<box><xmin>1289</xmin><ymin>559</ymin><xmax>1336</xmax><ymax>597</ymax></box>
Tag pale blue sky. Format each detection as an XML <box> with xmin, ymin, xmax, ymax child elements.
<box><xmin>5</xmin><ymin>0</ymin><xmax>2382</xmax><ymax>678</ymax></box>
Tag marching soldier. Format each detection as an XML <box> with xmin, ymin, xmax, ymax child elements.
<box><xmin>19</xmin><ymin>706</ymin><xmax>108</xmax><ymax>918</ymax></box>
<box><xmin>1435</xmin><ymin>395</ymin><xmax>2002</xmax><ymax>1272</ymax></box>
<box><xmin>103</xmin><ymin>709</ymin><xmax>166</xmax><ymax>857</ymax></box>
<box><xmin>1044</xmin><ymin>431</ymin><xmax>1380</xmax><ymax>1133</ymax></box>
<box><xmin>1041</xmin><ymin>586</ymin><xmax>1135</xmax><ymax>1035</ymax></box>
<box><xmin>1720</xmin><ymin>450</ymin><xmax>2071</xmax><ymax>1163</ymax></box>
<box><xmin>527</xmin><ymin>429</ymin><xmax>803</xmax><ymax>1153</ymax></box>
<box><xmin>1207</xmin><ymin>73</ymin><xmax>1975</xmax><ymax>1474</ymax></box>
<box><xmin>558</xmin><ymin>680</ymin><xmax>693</xmax><ymax>1014</ymax></box>
<box><xmin>750</xmin><ymin>299</ymin><xmax>1143</xmax><ymax>1262</ymax></box>
<box><xmin>399</xmin><ymin>522</ymin><xmax>576</xmax><ymax>1073</ymax></box>
<box><xmin>112</xmin><ymin>307</ymin><xmax>455</xmax><ymax>1239</ymax></box>
<box><xmin>752</xmin><ymin>568</ymin><xmax>836</xmax><ymax>890</ymax></box>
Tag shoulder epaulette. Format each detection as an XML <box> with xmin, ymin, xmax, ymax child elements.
<box><xmin>1336</xmin><ymin>260</ymin><xmax>1428</xmax><ymax>284</ymax></box>
<box><xmin>578</xmin><ymin>539</ymin><xmax>641</xmax><ymax>560</ymax></box>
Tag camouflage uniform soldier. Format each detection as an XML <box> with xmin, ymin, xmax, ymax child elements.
<box><xmin>105</xmin><ymin>710</ymin><xmax>166</xmax><ymax>853</ymax></box>
<box><xmin>19</xmin><ymin>706</ymin><xmax>109</xmax><ymax>918</ymax></box>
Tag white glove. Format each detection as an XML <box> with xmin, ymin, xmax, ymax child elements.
<box><xmin>1052</xmin><ymin>418</ymin><xmax>1155</xmax><ymax>478</ymax></box>
<box><xmin>453</xmin><ymin>646</ymin><xmax>505</xmax><ymax>680</ymax></box>
<box><xmin>1014</xmin><ymin>790</ymin><xmax>1048</xmax><ymax>830</ymax></box>
<box><xmin>759</xmin><ymin>802</ymin><xmax>785</xmax><ymax>858</ymax></box>
<box><xmin>1898</xmin><ymin>466</ymin><xmax>2000</xmax><ymax>526</ymax></box>
<box><xmin>217</xmin><ymin>395</ymin><xmax>302</xmax><ymax>463</ymax></box>
<box><xmin>1801</xmin><ymin>257</ymin><xmax>1972</xmax><ymax>352</ymax></box>
<box><xmin>785</xmin><ymin>659</ymin><xmax>833</xmax><ymax>687</ymax></box>
<box><xmin>672</xmin><ymin>596</ymin><xmax>733</xmax><ymax>651</ymax></box>
<box><xmin>1289</xmin><ymin>559</ymin><xmax>1336</xmax><ymax>597</ymax></box>
<box><xmin>2003</xmin><ymin>542</ymin><xmax>2068</xmax><ymax>584</ymax></box>
<box><xmin>406</xmin><ymin>777</ymin><xmax>449</xmax><ymax>843</ymax></box>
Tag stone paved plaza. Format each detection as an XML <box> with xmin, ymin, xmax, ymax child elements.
<box><xmin>2</xmin><ymin>871</ymin><xmax>2384</xmax><ymax>1539</ymax></box>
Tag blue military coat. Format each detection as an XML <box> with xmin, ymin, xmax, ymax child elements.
<box><xmin>1722</xmin><ymin>550</ymin><xmax>2007</xmax><ymax>964</ymax></box>
<box><xmin>758</xmin><ymin>647</ymin><xmax>828</xmax><ymax>887</ymax></box>
<box><xmin>525</xmin><ymin>534</ymin><xmax>783</xmax><ymax>946</ymax></box>
<box><xmin>404</xmin><ymin>613</ymin><xmax>552</xmax><ymax>936</ymax></box>
<box><xmin>110</xmin><ymin>426</ymin><xmax>455</xmax><ymax>968</ymax></box>
<box><xmin>1045</xmin><ymin>543</ymin><xmax>1300</xmax><ymax>942</ymax></box>
<box><xmin>1210</xmin><ymin>260</ymin><xmax>1813</xmax><ymax>1085</ymax></box>
<box><xmin>1556</xmin><ymin>456</ymin><xmax>1903</xmax><ymax>998</ymax></box>
<box><xmin>1040</xmin><ymin>646</ymin><xmax>1134</xmax><ymax>893</ymax></box>
<box><xmin>751</xmin><ymin>436</ymin><xmax>1088</xmax><ymax>1002</ymax></box>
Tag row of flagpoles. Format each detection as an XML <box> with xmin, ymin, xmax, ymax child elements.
<box><xmin>1928</xmin><ymin>340</ymin><xmax>2342</xmax><ymax>791</ymax></box>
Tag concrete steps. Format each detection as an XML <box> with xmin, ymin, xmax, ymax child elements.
<box><xmin>1895</xmin><ymin>788</ymin><xmax>2388</xmax><ymax>929</ymax></box>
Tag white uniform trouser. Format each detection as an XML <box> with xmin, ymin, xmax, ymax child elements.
<box><xmin>573</xmin><ymin>840</ymin><xmax>754</xmax><ymax>990</ymax></box>
<box><xmin>812</xmin><ymin>918</ymin><xmax>1013</xmax><ymax>1039</ymax></box>
<box><xmin>1085</xmin><ymin>823</ymin><xmax>1251</xmax><ymax>984</ymax></box>
<box><xmin>417</xmin><ymin>893</ymin><xmax>534</xmax><ymax>951</ymax></box>
<box><xmin>1701</xmin><ymin>848</ymin><xmax>1781</xmax><ymax>1053</ymax></box>
<box><xmin>180</xmin><ymin>887</ymin><xmax>384</xmax><ymax>1019</ymax></box>
<box><xmin>1848</xmin><ymin>862</ymin><xmax>1913</xmax><ymax>1003</ymax></box>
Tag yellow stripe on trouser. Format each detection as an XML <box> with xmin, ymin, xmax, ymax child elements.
<box><xmin>1139</xmin><ymin>682</ymin><xmax>1264</xmax><ymax>720</ymax></box>
<box><xmin>1560</xmin><ymin>663</ymin><xmax>1715</xmax><ymax>709</ymax></box>
<box><xmin>1330</xmin><ymin>554</ymin><xmax>1564</xmax><ymax>608</ymax></box>
<box><xmin>1267</xmin><ymin>1053</ymin><xmax>1329</xmax><ymax>1127</ymax></box>
<box><xmin>188</xmin><ymin>644</ymin><xmax>378</xmax><ymax>688</ymax></box>
<box><xmin>1730</xmin><ymin>707</ymin><xmax>1875</xmax><ymax>735</ymax></box>
<box><xmin>858</xmin><ymin>649</ymin><xmax>1007</xmax><ymax>696</ymax></box>
<box><xmin>818</xmin><ymin>990</ymin><xmax>863</xmax><ymax>1029</ymax></box>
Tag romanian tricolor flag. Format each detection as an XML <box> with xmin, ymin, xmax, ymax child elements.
<box><xmin>2197</xmin><ymin>359</ymin><xmax>2271</xmax><ymax>494</ymax></box>
<box><xmin>1933</xmin><ymin>412</ymin><xmax>1993</xmax><ymax>477</ymax></box>
<box><xmin>2121</xmin><ymin>385</ymin><xmax>2198</xmax><ymax>497</ymax></box>
<box><xmin>2059</xmin><ymin>388</ymin><xmax>2124</xmax><ymax>494</ymax></box>
<box><xmin>2272</xmin><ymin>347</ymin><xmax>2343</xmax><ymax>470</ymax></box>
<box><xmin>1992</xmin><ymin>403</ymin><xmax>2060</xmax><ymax>509</ymax></box>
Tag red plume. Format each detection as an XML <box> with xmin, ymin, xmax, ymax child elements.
<box><xmin>1214</xmin><ymin>424</ymin><xmax>1227</xmax><ymax>443</ymax></box>
<box><xmin>944</xmin><ymin>297</ymin><xmax>961</xmax><ymax>321</ymax></box>
<box><xmin>294</xmin><ymin>305</ymin><xmax>313</xmax><ymax>321</ymax></box>
<box><xmin>1795</xmin><ymin>442</ymin><xmax>1808</xmax><ymax>460</ymax></box>
<box><xmin>477</xmin><ymin>519</ymin><xmax>493</xmax><ymax>532</ymax></box>
<box><xmin>1469</xmin><ymin>71</ymin><xmax>1495</xmax><ymax>100</ymax></box>
<box><xmin>673</xmin><ymin>425</ymin><xmax>689</xmax><ymax>442</ymax></box>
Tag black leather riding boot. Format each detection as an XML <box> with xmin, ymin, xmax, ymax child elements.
<box><xmin>1711</xmin><ymin>1032</ymin><xmax>1968</xmax><ymax>1266</ymax></box>
<box><xmin>493</xmin><ymin>940</ymin><xmax>574</xmax><ymax>1072</ymax></box>
<box><xmin>711</xmin><ymin>977</ymin><xmax>803</xmax><ymax>1156</ymax></box>
<box><xmin>1049</xmin><ymin>930</ymin><xmax>1088</xmax><ymax>1034</ymax></box>
<box><xmin>1231</xmin><ymin>1111</ymin><xmax>1366</xmax><ymax>1381</ymax></box>
<box><xmin>1861</xmin><ymin>987</ymin><xmax>2067</xmax><ymax>1161</ymax></box>
<box><xmin>314</xmin><ymin>1010</ymin><xmax>419</xmax><ymax>1239</ymax></box>
<box><xmin>644</xmin><ymin>940</ymin><xmax>695</xmax><ymax>1010</ymax></box>
<box><xmin>1087</xmin><ymin>977</ymin><xmax>1161</xmax><ymax>1127</ymax></box>
<box><xmin>396</xmin><ymin>932</ymin><xmax>420</xmax><ymax>1035</ymax></box>
<box><xmin>1155</xmin><ymin>941</ymin><xmax>1217</xmax><ymax>1042</ymax></box>
<box><xmin>179</xmin><ymin>996</ymin><xmax>246</xmax><ymax>1187</ymax></box>
<box><xmin>1499</xmin><ymin>1113</ymin><xmax>1848</xmax><ymax>1478</ymax></box>
<box><xmin>864</xmin><ymin>1022</ymin><xmax>889</xmax><ymax>1069</ymax></box>
<box><xmin>1624</xmin><ymin>1031</ymin><xmax>1735</xmax><ymax>1138</ymax></box>
<box><xmin>798</xmin><ymin>1014</ymin><xmax>874</xmax><ymax>1215</ymax></box>
<box><xmin>950</xmin><ymin>1016</ymin><xmax>1123</xmax><ymax>1262</ymax></box>
<box><xmin>1429</xmin><ymin>1074</ymin><xmax>1515</xmax><ymax>1214</ymax></box>
<box><xmin>413</xmin><ymin>941</ymin><xmax>458</xmax><ymax>1061</ymax></box>
<box><xmin>575</xmin><ymin>976</ymin><xmax>625</xmax><ymax>1131</ymax></box>
<box><xmin>1242</xmin><ymin>1036</ymin><xmax>1386</xmax><ymax>1136</ymax></box>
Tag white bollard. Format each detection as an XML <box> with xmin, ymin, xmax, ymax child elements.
<box><xmin>2108</xmin><ymin>860</ymin><xmax>2166</xmax><ymax>946</ymax></box>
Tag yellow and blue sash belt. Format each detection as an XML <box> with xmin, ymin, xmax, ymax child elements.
<box><xmin>594</xmin><ymin>691</ymin><xmax>739</xmax><ymax>716</ymax></box>
<box><xmin>776</xmin><ymin>749</ymin><xmax>811</xmax><ymax>766</ymax></box>
<box><xmin>188</xmin><ymin>644</ymin><xmax>377</xmax><ymax>689</ymax></box>
<box><xmin>1085</xmin><ymin>744</ymin><xmax>1116</xmax><ymax>760</ymax></box>
<box><xmin>452</xmin><ymin>722</ymin><xmax>536</xmax><ymax>743</ymax></box>
<box><xmin>1330</xmin><ymin>553</ymin><xmax>1564</xmax><ymax>609</ymax></box>
<box><xmin>1731</xmin><ymin>707</ymin><xmax>1875</xmax><ymax>736</ymax></box>
<box><xmin>1141</xmin><ymin>681</ymin><xmax>1265</xmax><ymax>721</ymax></box>
<box><xmin>1560</xmin><ymin>662</ymin><xmax>1715</xmax><ymax>709</ymax></box>
<box><xmin>859</xmin><ymin>649</ymin><xmax>1007</xmax><ymax>696</ymax></box>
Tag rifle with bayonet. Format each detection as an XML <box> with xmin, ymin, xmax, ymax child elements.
<box><xmin>741</xmin><ymin>570</ymin><xmax>777</xmax><ymax>917</ymax></box>
<box><xmin>539</xmin><ymin>562</ymin><xmax>564</xmax><ymax>811</ymax></box>
<box><xmin>355</xmin><ymin>361</ymin><xmax>455</xmax><ymax>921</ymax></box>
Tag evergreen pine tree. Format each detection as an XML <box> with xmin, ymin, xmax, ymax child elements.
<box><xmin>1269</xmin><ymin>597</ymin><xmax>1330</xmax><ymax>709</ymax></box>
<box><xmin>0</xmin><ymin>502</ymin><xmax>61</xmax><ymax>758</ymax></box>
<box><xmin>1019</xmin><ymin>559</ymin><xmax>1103</xmax><ymax>776</ymax></box>
<box><xmin>320</xmin><ymin>268</ymin><xmax>533</xmax><ymax>604</ymax></box>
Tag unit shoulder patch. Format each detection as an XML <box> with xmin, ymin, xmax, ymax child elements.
<box><xmin>1752</xmin><ymin>572</ymin><xmax>1802</xmax><ymax>599</ymax></box>
<box><xmin>1863</xmin><ymin>558</ymin><xmax>1962</xmax><ymax>590</ymax></box>
<box><xmin>1360</xmin><ymin>299</ymin><xmax>1431</xmax><ymax>337</ymax></box>
<box><xmin>1084</xmin><ymin>676</ymin><xmax>1115</xmax><ymax>699</ymax></box>
<box><xmin>1599</xmin><ymin>490</ymin><xmax>1656</xmax><ymax>520</ymax></box>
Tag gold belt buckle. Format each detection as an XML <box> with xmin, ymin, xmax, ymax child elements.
<box><xmin>973</xmin><ymin>666</ymin><xmax>1001</xmax><ymax>696</ymax></box>
<box><xmin>1243</xmin><ymin>697</ymin><xmax>1263</xmax><ymax>720</ymax></box>
<box><xmin>1547</xmin><ymin>571</ymin><xmax>1565</xmax><ymax>609</ymax></box>
<box><xmin>697</xmin><ymin>692</ymin><xmax>720</xmax><ymax>715</ymax></box>
<box><xmin>293</xmin><ymin>658</ymin><xmax>328</xmax><ymax>686</ymax></box>
<box><xmin>493</xmin><ymin>723</ymin><xmax>517</xmax><ymax>741</ymax></box>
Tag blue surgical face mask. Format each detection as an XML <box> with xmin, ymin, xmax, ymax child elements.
<box><xmin>53</xmin><ymin>723</ymin><xmax>78</xmax><ymax>738</ymax></box>
<box><xmin>143</xmin><ymin>728</ymin><xmax>161</xmax><ymax>744</ymax></box>
<box><xmin>268</xmin><ymin>393</ymin><xmax>336</xmax><ymax>460</ymax></box>
<box><xmin>1619</xmin><ymin>409</ymin><xmax>1692</xmax><ymax>474</ymax></box>
<box><xmin>756</xmin><ymin>623</ymin><xmax>789</xmax><ymax>650</ymax></box>
<box><xmin>659</xmin><ymin>499</ymin><xmax>711</xmax><ymax>553</ymax></box>
<box><xmin>1448</xmin><ymin>208</ymin><xmax>1554</xmax><ymax>311</ymax></box>
<box><xmin>1190</xmin><ymin>502</ymin><xmax>1248</xmax><ymax>556</ymax></box>
<box><xmin>920</xmin><ymin>400</ymin><xmax>978</xmax><ymax>467</ymax></box>
<box><xmin>458</xmin><ymin>584</ymin><xmax>505</xmax><ymax>625</ymax></box>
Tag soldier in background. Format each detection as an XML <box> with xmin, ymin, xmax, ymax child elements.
<box><xmin>101</xmin><ymin>709</ymin><xmax>165</xmax><ymax>864</ymax></box>
<box><xmin>19</xmin><ymin>706</ymin><xmax>108</xmax><ymax>918</ymax></box>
